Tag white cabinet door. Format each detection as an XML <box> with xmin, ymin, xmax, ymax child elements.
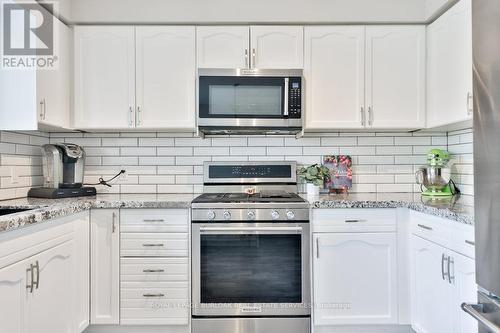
<box><xmin>36</xmin><ymin>12</ymin><xmax>71</xmax><ymax>129</ymax></box>
<box><xmin>26</xmin><ymin>241</ymin><xmax>75</xmax><ymax>333</ymax></box>
<box><xmin>74</xmin><ymin>26</ymin><xmax>136</xmax><ymax>129</ymax></box>
<box><xmin>197</xmin><ymin>26</ymin><xmax>250</xmax><ymax>68</ymax></box>
<box><xmin>304</xmin><ymin>26</ymin><xmax>366</xmax><ymax>130</ymax></box>
<box><xmin>74</xmin><ymin>213</ymin><xmax>90</xmax><ymax>332</ymax></box>
<box><xmin>136</xmin><ymin>26</ymin><xmax>196</xmax><ymax>129</ymax></box>
<box><xmin>90</xmin><ymin>209</ymin><xmax>120</xmax><ymax>325</ymax></box>
<box><xmin>427</xmin><ymin>0</ymin><xmax>472</xmax><ymax>128</ymax></box>
<box><xmin>410</xmin><ymin>235</ymin><xmax>453</xmax><ymax>333</ymax></box>
<box><xmin>366</xmin><ymin>26</ymin><xmax>426</xmax><ymax>129</ymax></box>
<box><xmin>313</xmin><ymin>232</ymin><xmax>398</xmax><ymax>325</ymax></box>
<box><xmin>250</xmin><ymin>26</ymin><xmax>303</xmax><ymax>69</ymax></box>
<box><xmin>452</xmin><ymin>254</ymin><xmax>478</xmax><ymax>333</ymax></box>
<box><xmin>0</xmin><ymin>258</ymin><xmax>29</xmax><ymax>333</ymax></box>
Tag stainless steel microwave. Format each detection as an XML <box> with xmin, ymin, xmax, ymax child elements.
<box><xmin>197</xmin><ymin>69</ymin><xmax>303</xmax><ymax>135</ymax></box>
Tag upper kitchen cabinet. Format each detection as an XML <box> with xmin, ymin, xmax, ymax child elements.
<box><xmin>74</xmin><ymin>26</ymin><xmax>196</xmax><ymax>130</ymax></box>
<box><xmin>197</xmin><ymin>26</ymin><xmax>303</xmax><ymax>69</ymax></box>
<box><xmin>250</xmin><ymin>26</ymin><xmax>304</xmax><ymax>69</ymax></box>
<box><xmin>427</xmin><ymin>0</ymin><xmax>472</xmax><ymax>128</ymax></box>
<box><xmin>135</xmin><ymin>27</ymin><xmax>196</xmax><ymax>129</ymax></box>
<box><xmin>365</xmin><ymin>26</ymin><xmax>426</xmax><ymax>129</ymax></box>
<box><xmin>304</xmin><ymin>26</ymin><xmax>366</xmax><ymax>129</ymax></box>
<box><xmin>36</xmin><ymin>7</ymin><xmax>72</xmax><ymax>130</ymax></box>
<box><xmin>304</xmin><ymin>25</ymin><xmax>425</xmax><ymax>130</ymax></box>
<box><xmin>196</xmin><ymin>26</ymin><xmax>250</xmax><ymax>68</ymax></box>
<box><xmin>0</xmin><ymin>4</ymin><xmax>71</xmax><ymax>131</ymax></box>
<box><xmin>74</xmin><ymin>26</ymin><xmax>136</xmax><ymax>129</ymax></box>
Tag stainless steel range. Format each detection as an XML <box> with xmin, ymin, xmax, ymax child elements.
<box><xmin>191</xmin><ymin>161</ymin><xmax>311</xmax><ymax>333</ymax></box>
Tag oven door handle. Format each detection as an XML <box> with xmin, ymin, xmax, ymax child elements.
<box><xmin>199</xmin><ymin>226</ymin><xmax>303</xmax><ymax>233</ymax></box>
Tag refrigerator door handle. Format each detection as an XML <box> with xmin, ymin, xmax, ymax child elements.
<box><xmin>462</xmin><ymin>302</ymin><xmax>500</xmax><ymax>333</ymax></box>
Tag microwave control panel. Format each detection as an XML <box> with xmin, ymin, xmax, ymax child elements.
<box><xmin>288</xmin><ymin>77</ymin><xmax>302</xmax><ymax>118</ymax></box>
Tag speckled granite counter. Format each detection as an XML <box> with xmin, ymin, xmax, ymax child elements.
<box><xmin>0</xmin><ymin>192</ymin><xmax>474</xmax><ymax>234</ymax></box>
<box><xmin>309</xmin><ymin>193</ymin><xmax>474</xmax><ymax>225</ymax></box>
<box><xmin>0</xmin><ymin>194</ymin><xmax>196</xmax><ymax>234</ymax></box>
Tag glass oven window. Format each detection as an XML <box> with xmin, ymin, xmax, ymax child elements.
<box><xmin>199</xmin><ymin>76</ymin><xmax>286</xmax><ymax>118</ymax></box>
<box><xmin>200</xmin><ymin>234</ymin><xmax>302</xmax><ymax>303</ymax></box>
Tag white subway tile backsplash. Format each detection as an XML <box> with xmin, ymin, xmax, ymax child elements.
<box><xmin>0</xmin><ymin>129</ymin><xmax>474</xmax><ymax>199</ymax></box>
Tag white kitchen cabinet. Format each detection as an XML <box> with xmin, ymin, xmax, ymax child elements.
<box><xmin>304</xmin><ymin>25</ymin><xmax>425</xmax><ymax>130</ymax></box>
<box><xmin>410</xmin><ymin>235</ymin><xmax>453</xmax><ymax>333</ymax></box>
<box><xmin>74</xmin><ymin>26</ymin><xmax>136</xmax><ymax>129</ymax></box>
<box><xmin>250</xmin><ymin>26</ymin><xmax>304</xmax><ymax>69</ymax></box>
<box><xmin>196</xmin><ymin>26</ymin><xmax>250</xmax><ymax>68</ymax></box>
<box><xmin>365</xmin><ymin>26</ymin><xmax>426</xmax><ymax>129</ymax></box>
<box><xmin>304</xmin><ymin>26</ymin><xmax>366</xmax><ymax>129</ymax></box>
<box><xmin>410</xmin><ymin>234</ymin><xmax>477</xmax><ymax>333</ymax></box>
<box><xmin>197</xmin><ymin>26</ymin><xmax>304</xmax><ymax>69</ymax></box>
<box><xmin>90</xmin><ymin>209</ymin><xmax>120</xmax><ymax>325</ymax></box>
<box><xmin>74</xmin><ymin>211</ymin><xmax>90</xmax><ymax>332</ymax></box>
<box><xmin>0</xmin><ymin>3</ymin><xmax>71</xmax><ymax>131</ymax></box>
<box><xmin>427</xmin><ymin>0</ymin><xmax>473</xmax><ymax>128</ymax></box>
<box><xmin>313</xmin><ymin>232</ymin><xmax>398</xmax><ymax>325</ymax></box>
<box><xmin>0</xmin><ymin>258</ymin><xmax>30</xmax><ymax>333</ymax></box>
<box><xmin>26</xmin><ymin>241</ymin><xmax>75</xmax><ymax>333</ymax></box>
<box><xmin>135</xmin><ymin>26</ymin><xmax>196</xmax><ymax>129</ymax></box>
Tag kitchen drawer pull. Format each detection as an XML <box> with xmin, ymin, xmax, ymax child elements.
<box><xmin>142</xmin><ymin>244</ymin><xmax>165</xmax><ymax>247</ymax></box>
<box><xmin>143</xmin><ymin>269</ymin><xmax>165</xmax><ymax>273</ymax></box>
<box><xmin>465</xmin><ymin>240</ymin><xmax>475</xmax><ymax>246</ymax></box>
<box><xmin>112</xmin><ymin>212</ymin><xmax>117</xmax><ymax>233</ymax></box>
<box><xmin>143</xmin><ymin>293</ymin><xmax>165</xmax><ymax>298</ymax></box>
<box><xmin>316</xmin><ymin>237</ymin><xmax>320</xmax><ymax>259</ymax></box>
<box><xmin>345</xmin><ymin>219</ymin><xmax>367</xmax><ymax>223</ymax></box>
<box><xmin>417</xmin><ymin>224</ymin><xmax>433</xmax><ymax>231</ymax></box>
<box><xmin>448</xmin><ymin>256</ymin><xmax>455</xmax><ymax>284</ymax></box>
<box><xmin>143</xmin><ymin>219</ymin><xmax>165</xmax><ymax>222</ymax></box>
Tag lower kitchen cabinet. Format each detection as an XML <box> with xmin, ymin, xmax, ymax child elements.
<box><xmin>313</xmin><ymin>232</ymin><xmax>398</xmax><ymax>325</ymax></box>
<box><xmin>0</xmin><ymin>212</ymin><xmax>89</xmax><ymax>333</ymax></box>
<box><xmin>410</xmin><ymin>235</ymin><xmax>477</xmax><ymax>333</ymax></box>
<box><xmin>90</xmin><ymin>209</ymin><xmax>120</xmax><ymax>325</ymax></box>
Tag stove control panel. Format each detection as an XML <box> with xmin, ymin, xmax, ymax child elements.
<box><xmin>192</xmin><ymin>208</ymin><xmax>309</xmax><ymax>222</ymax></box>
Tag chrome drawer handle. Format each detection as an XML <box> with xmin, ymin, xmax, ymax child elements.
<box><xmin>142</xmin><ymin>244</ymin><xmax>164</xmax><ymax>247</ymax></box>
<box><xmin>143</xmin><ymin>269</ymin><xmax>165</xmax><ymax>273</ymax></box>
<box><xmin>465</xmin><ymin>240</ymin><xmax>475</xmax><ymax>246</ymax></box>
<box><xmin>26</xmin><ymin>265</ymin><xmax>34</xmax><ymax>293</ymax></box>
<box><xmin>33</xmin><ymin>261</ymin><xmax>40</xmax><ymax>289</ymax></box>
<box><xmin>441</xmin><ymin>253</ymin><xmax>449</xmax><ymax>281</ymax></box>
<box><xmin>345</xmin><ymin>219</ymin><xmax>367</xmax><ymax>223</ymax></box>
<box><xmin>143</xmin><ymin>219</ymin><xmax>165</xmax><ymax>222</ymax></box>
<box><xmin>417</xmin><ymin>224</ymin><xmax>433</xmax><ymax>231</ymax></box>
<box><xmin>143</xmin><ymin>293</ymin><xmax>165</xmax><ymax>298</ymax></box>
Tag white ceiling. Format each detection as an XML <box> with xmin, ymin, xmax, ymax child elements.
<box><xmin>40</xmin><ymin>0</ymin><xmax>457</xmax><ymax>24</ymax></box>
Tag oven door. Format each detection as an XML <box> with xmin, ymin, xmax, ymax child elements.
<box><xmin>192</xmin><ymin>223</ymin><xmax>310</xmax><ymax>317</ymax></box>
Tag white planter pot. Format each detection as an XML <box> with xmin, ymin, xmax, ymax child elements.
<box><xmin>306</xmin><ymin>183</ymin><xmax>320</xmax><ymax>198</ymax></box>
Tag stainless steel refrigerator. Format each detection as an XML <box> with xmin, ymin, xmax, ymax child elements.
<box><xmin>462</xmin><ymin>0</ymin><xmax>500</xmax><ymax>332</ymax></box>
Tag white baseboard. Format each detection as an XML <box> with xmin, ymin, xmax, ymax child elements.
<box><xmin>314</xmin><ymin>324</ymin><xmax>414</xmax><ymax>333</ymax></box>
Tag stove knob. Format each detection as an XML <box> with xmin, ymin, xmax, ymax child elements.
<box><xmin>271</xmin><ymin>210</ymin><xmax>280</xmax><ymax>220</ymax></box>
<box><xmin>247</xmin><ymin>211</ymin><xmax>256</xmax><ymax>220</ymax></box>
<box><xmin>223</xmin><ymin>211</ymin><xmax>231</xmax><ymax>220</ymax></box>
<box><xmin>286</xmin><ymin>210</ymin><xmax>295</xmax><ymax>220</ymax></box>
<box><xmin>207</xmin><ymin>210</ymin><xmax>216</xmax><ymax>220</ymax></box>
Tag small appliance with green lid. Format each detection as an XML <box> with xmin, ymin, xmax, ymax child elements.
<box><xmin>415</xmin><ymin>149</ymin><xmax>460</xmax><ymax>196</ymax></box>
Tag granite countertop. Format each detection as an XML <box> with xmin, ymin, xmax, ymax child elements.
<box><xmin>0</xmin><ymin>192</ymin><xmax>474</xmax><ymax>234</ymax></box>
<box><xmin>0</xmin><ymin>194</ymin><xmax>196</xmax><ymax>234</ymax></box>
<box><xmin>309</xmin><ymin>192</ymin><xmax>474</xmax><ymax>225</ymax></box>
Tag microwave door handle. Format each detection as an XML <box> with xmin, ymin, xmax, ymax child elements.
<box><xmin>284</xmin><ymin>78</ymin><xmax>289</xmax><ymax>116</ymax></box>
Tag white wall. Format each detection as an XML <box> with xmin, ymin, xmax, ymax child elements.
<box><xmin>68</xmin><ymin>0</ymin><xmax>426</xmax><ymax>24</ymax></box>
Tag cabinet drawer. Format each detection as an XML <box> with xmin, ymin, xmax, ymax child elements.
<box><xmin>450</xmin><ymin>223</ymin><xmax>475</xmax><ymax>259</ymax></box>
<box><xmin>121</xmin><ymin>257</ymin><xmax>189</xmax><ymax>282</ymax></box>
<box><xmin>121</xmin><ymin>281</ymin><xmax>189</xmax><ymax>300</ymax></box>
<box><xmin>121</xmin><ymin>233</ymin><xmax>189</xmax><ymax>257</ymax></box>
<box><xmin>312</xmin><ymin>209</ymin><xmax>397</xmax><ymax>232</ymax></box>
<box><xmin>121</xmin><ymin>303</ymin><xmax>189</xmax><ymax>326</ymax></box>
<box><xmin>120</xmin><ymin>209</ymin><xmax>189</xmax><ymax>233</ymax></box>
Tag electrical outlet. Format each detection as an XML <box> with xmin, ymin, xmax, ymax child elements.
<box><xmin>10</xmin><ymin>167</ymin><xmax>19</xmax><ymax>185</ymax></box>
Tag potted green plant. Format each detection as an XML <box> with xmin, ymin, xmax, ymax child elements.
<box><xmin>298</xmin><ymin>164</ymin><xmax>330</xmax><ymax>197</ymax></box>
